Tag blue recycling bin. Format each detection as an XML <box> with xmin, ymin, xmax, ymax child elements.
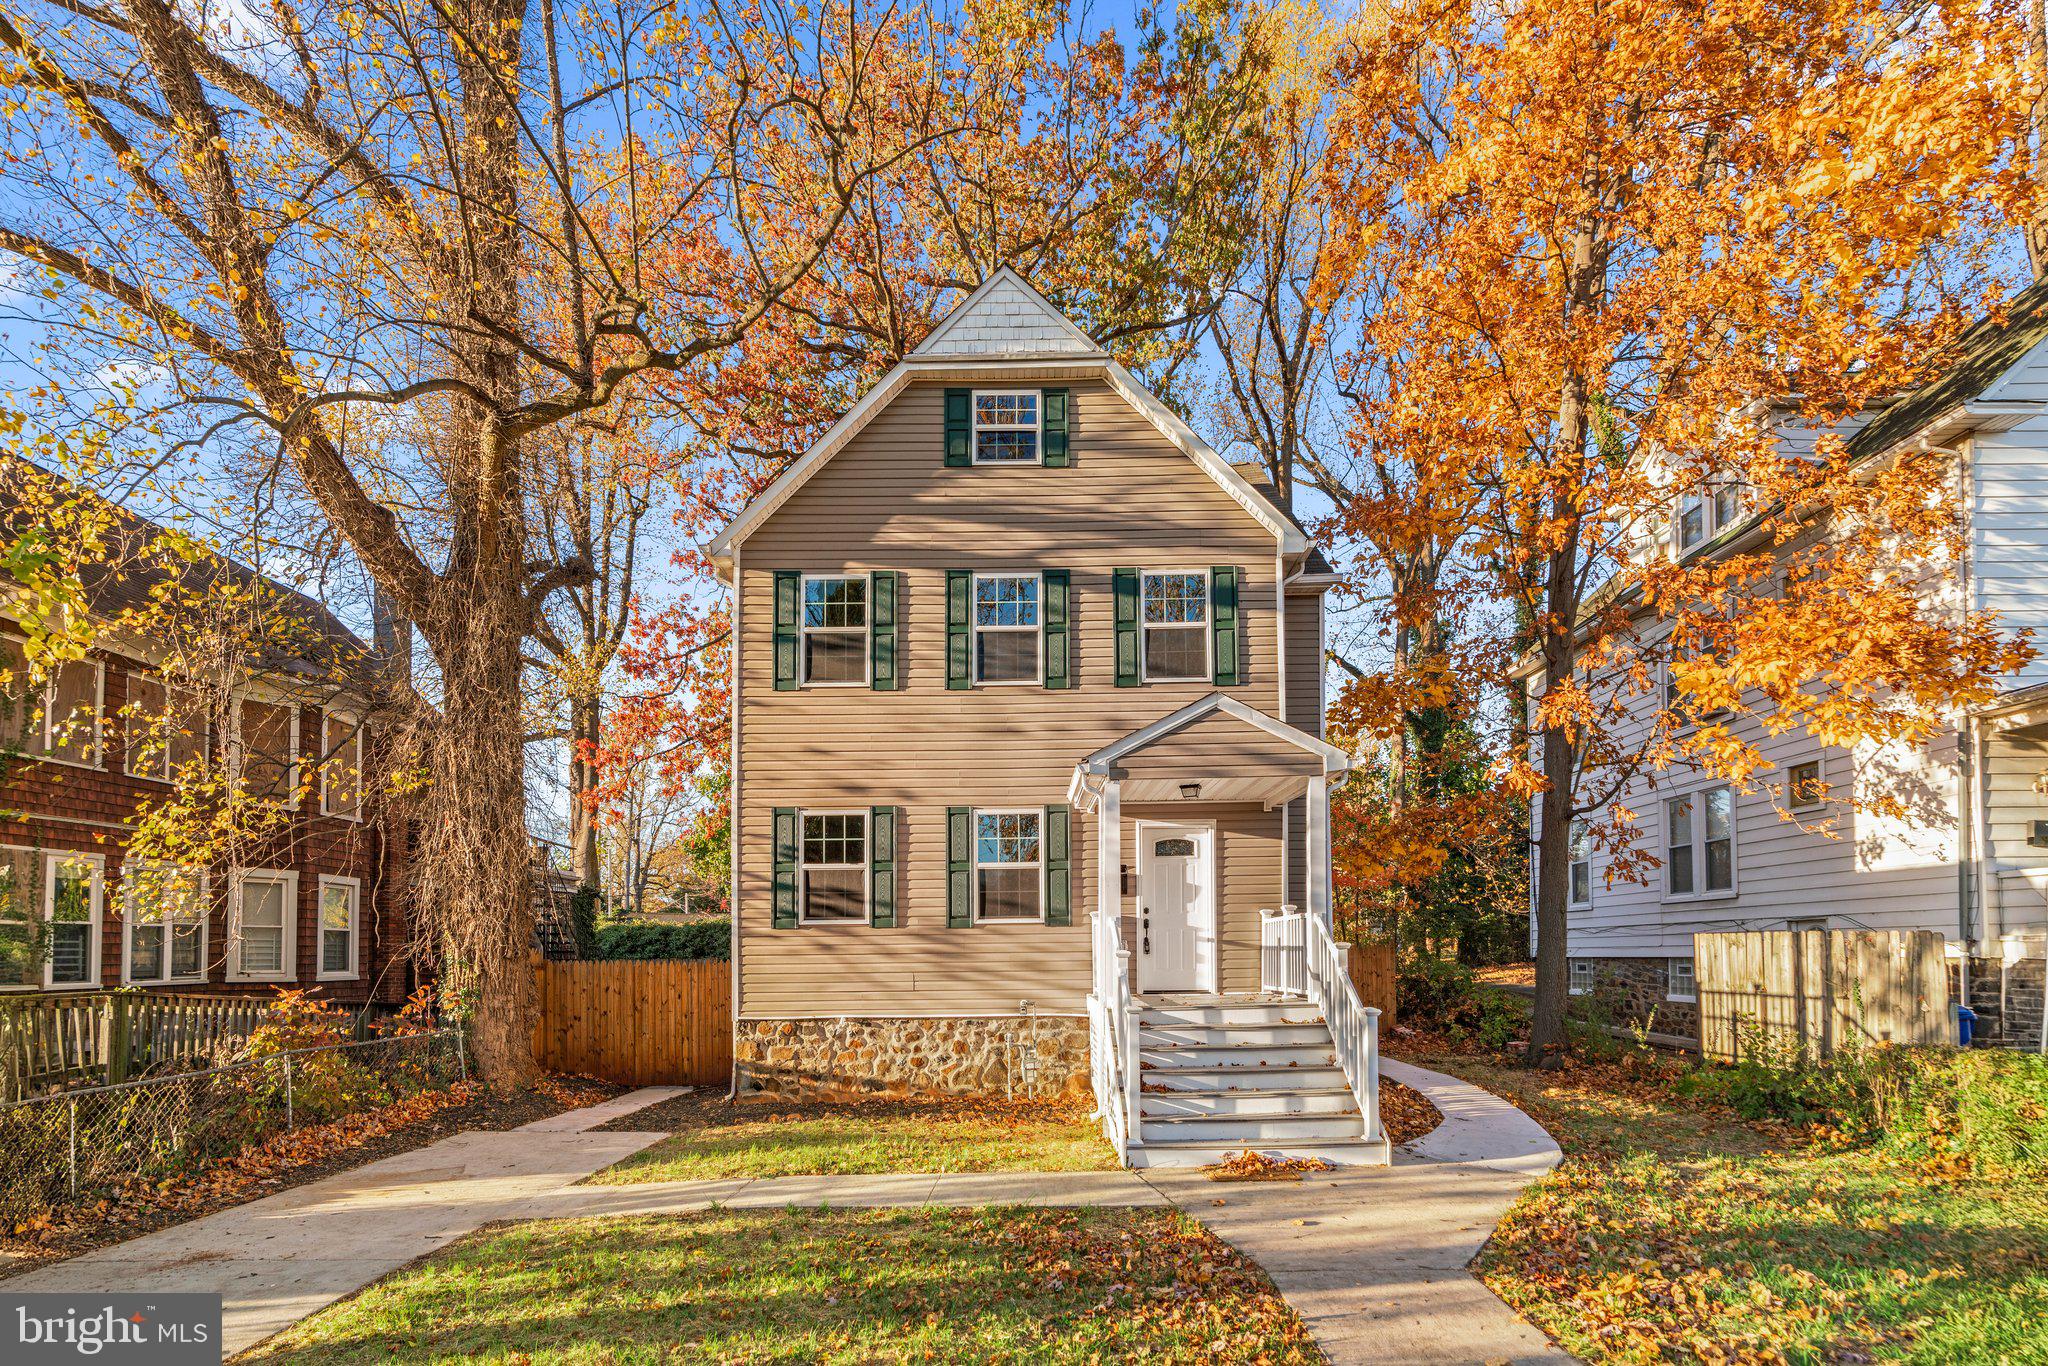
<box><xmin>1957</xmin><ymin>1004</ymin><xmax>1977</xmax><ymax>1047</ymax></box>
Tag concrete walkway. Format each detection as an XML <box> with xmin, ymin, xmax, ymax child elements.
<box><xmin>15</xmin><ymin>1061</ymin><xmax>1571</xmax><ymax>1364</ymax></box>
<box><xmin>4</xmin><ymin>1086</ymin><xmax>688</xmax><ymax>1355</ymax></box>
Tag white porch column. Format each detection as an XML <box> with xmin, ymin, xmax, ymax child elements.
<box><xmin>1097</xmin><ymin>778</ymin><xmax>1122</xmax><ymax>932</ymax></box>
<box><xmin>1307</xmin><ymin>773</ymin><xmax>1331</xmax><ymax>928</ymax></box>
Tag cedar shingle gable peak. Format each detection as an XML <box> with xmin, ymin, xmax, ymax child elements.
<box><xmin>1508</xmin><ymin>283</ymin><xmax>2048</xmax><ymax>684</ymax></box>
<box><xmin>702</xmin><ymin>266</ymin><xmax>1312</xmax><ymax>571</ymax></box>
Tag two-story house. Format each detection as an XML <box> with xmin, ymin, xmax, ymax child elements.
<box><xmin>705</xmin><ymin>269</ymin><xmax>1389</xmax><ymax>1166</ymax></box>
<box><xmin>0</xmin><ymin>481</ymin><xmax>413</xmax><ymax>1008</ymax></box>
<box><xmin>1530</xmin><ymin>279</ymin><xmax>2048</xmax><ymax>1052</ymax></box>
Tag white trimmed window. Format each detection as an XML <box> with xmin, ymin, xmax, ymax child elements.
<box><xmin>321</xmin><ymin>712</ymin><xmax>365</xmax><ymax>819</ymax></box>
<box><xmin>41</xmin><ymin>660</ymin><xmax>103</xmax><ymax>766</ymax></box>
<box><xmin>1568</xmin><ymin>819</ymin><xmax>1592</xmax><ymax>908</ymax></box>
<box><xmin>124</xmin><ymin>862</ymin><xmax>208</xmax><ymax>985</ymax></box>
<box><xmin>0</xmin><ymin>847</ymin><xmax>33</xmax><ymax>988</ymax></box>
<box><xmin>1665</xmin><ymin>786</ymin><xmax>1735</xmax><ymax>899</ymax></box>
<box><xmin>973</xmin><ymin>574</ymin><xmax>1041</xmax><ymax>684</ymax></box>
<box><xmin>799</xmin><ymin>576</ymin><xmax>869</xmax><ymax>686</ymax></box>
<box><xmin>229</xmin><ymin>869</ymin><xmax>297</xmax><ymax>981</ymax></box>
<box><xmin>974</xmin><ymin>809</ymin><xmax>1043</xmax><ymax>922</ymax></box>
<box><xmin>126</xmin><ymin>674</ymin><xmax>208</xmax><ymax>782</ymax></box>
<box><xmin>1568</xmin><ymin>958</ymin><xmax>1595</xmax><ymax>996</ymax></box>
<box><xmin>42</xmin><ymin>853</ymin><xmax>103</xmax><ymax>988</ymax></box>
<box><xmin>1667</xmin><ymin>956</ymin><xmax>1698</xmax><ymax>1003</ymax></box>
<box><xmin>317</xmin><ymin>875</ymin><xmax>360</xmax><ymax>979</ymax></box>
<box><xmin>234</xmin><ymin>696</ymin><xmax>300</xmax><ymax>806</ymax></box>
<box><xmin>1677</xmin><ymin>482</ymin><xmax>1743</xmax><ymax>553</ymax></box>
<box><xmin>972</xmin><ymin>390</ymin><xmax>1040</xmax><ymax>464</ymax></box>
<box><xmin>798</xmin><ymin>812</ymin><xmax>867</xmax><ymax>923</ymax></box>
<box><xmin>1140</xmin><ymin>571</ymin><xmax>1209</xmax><ymax>682</ymax></box>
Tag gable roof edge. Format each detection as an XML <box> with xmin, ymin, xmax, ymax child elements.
<box><xmin>908</xmin><ymin>266</ymin><xmax>1108</xmax><ymax>360</ymax></box>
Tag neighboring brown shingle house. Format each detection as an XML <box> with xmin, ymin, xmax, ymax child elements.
<box><xmin>0</xmin><ymin>472</ymin><xmax>412</xmax><ymax>1006</ymax></box>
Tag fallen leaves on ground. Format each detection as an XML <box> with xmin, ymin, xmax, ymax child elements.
<box><xmin>1381</xmin><ymin>1078</ymin><xmax>1440</xmax><ymax>1144</ymax></box>
<box><xmin>1204</xmin><ymin>1149</ymin><xmax>1335</xmax><ymax>1182</ymax></box>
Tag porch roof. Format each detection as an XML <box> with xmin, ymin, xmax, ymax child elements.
<box><xmin>1066</xmin><ymin>693</ymin><xmax>1350</xmax><ymax>811</ymax></box>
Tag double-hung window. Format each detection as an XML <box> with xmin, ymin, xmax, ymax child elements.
<box><xmin>2</xmin><ymin>637</ymin><xmax>102</xmax><ymax>765</ymax></box>
<box><xmin>798</xmin><ymin>812</ymin><xmax>867</xmax><ymax>922</ymax></box>
<box><xmin>972</xmin><ymin>391</ymin><xmax>1040</xmax><ymax>464</ymax></box>
<box><xmin>321</xmin><ymin>712</ymin><xmax>365</xmax><ymax>818</ymax></box>
<box><xmin>235</xmin><ymin>696</ymin><xmax>299</xmax><ymax>805</ymax></box>
<box><xmin>230</xmin><ymin>869</ymin><xmax>296</xmax><ymax>980</ymax></box>
<box><xmin>1665</xmin><ymin>786</ymin><xmax>1734</xmax><ymax>898</ymax></box>
<box><xmin>126</xmin><ymin>674</ymin><xmax>208</xmax><ymax>781</ymax></box>
<box><xmin>317</xmin><ymin>875</ymin><xmax>360</xmax><ymax>978</ymax></box>
<box><xmin>974</xmin><ymin>809</ymin><xmax>1043</xmax><ymax>921</ymax></box>
<box><xmin>1568</xmin><ymin>819</ymin><xmax>1593</xmax><ymax>908</ymax></box>
<box><xmin>800</xmin><ymin>576</ymin><xmax>869</xmax><ymax>685</ymax></box>
<box><xmin>42</xmin><ymin>854</ymin><xmax>102</xmax><ymax>988</ymax></box>
<box><xmin>973</xmin><ymin>574</ymin><xmax>1041</xmax><ymax>684</ymax></box>
<box><xmin>1677</xmin><ymin>483</ymin><xmax>1744</xmax><ymax>554</ymax></box>
<box><xmin>125</xmin><ymin>862</ymin><xmax>207</xmax><ymax>984</ymax></box>
<box><xmin>1140</xmin><ymin>571</ymin><xmax>1209</xmax><ymax>681</ymax></box>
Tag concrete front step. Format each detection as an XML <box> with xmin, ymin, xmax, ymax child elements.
<box><xmin>1141</xmin><ymin>1062</ymin><xmax>1350</xmax><ymax>1090</ymax></box>
<box><xmin>1139</xmin><ymin>1086</ymin><xmax>1359</xmax><ymax>1118</ymax></box>
<box><xmin>1139</xmin><ymin>1022</ymin><xmax>1333</xmax><ymax>1048</ymax></box>
<box><xmin>1139</xmin><ymin>1111</ymin><xmax>1364</xmax><ymax>1143</ymax></box>
<box><xmin>1138</xmin><ymin>1003</ymin><xmax>1324</xmax><ymax>1027</ymax></box>
<box><xmin>1126</xmin><ymin>1135</ymin><xmax>1393</xmax><ymax>1169</ymax></box>
<box><xmin>1140</xmin><ymin>1042</ymin><xmax>1337</xmax><ymax>1070</ymax></box>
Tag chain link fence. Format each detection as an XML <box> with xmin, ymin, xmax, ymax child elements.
<box><xmin>0</xmin><ymin>1030</ymin><xmax>465</xmax><ymax>1222</ymax></box>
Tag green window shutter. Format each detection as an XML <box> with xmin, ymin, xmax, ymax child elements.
<box><xmin>1211</xmin><ymin>565</ymin><xmax>1240</xmax><ymax>687</ymax></box>
<box><xmin>1044</xmin><ymin>804</ymin><xmax>1071</xmax><ymax>926</ymax></box>
<box><xmin>947</xmin><ymin>806</ymin><xmax>972</xmax><ymax>927</ymax></box>
<box><xmin>869</xmin><ymin>805</ymin><xmax>897</xmax><ymax>927</ymax></box>
<box><xmin>772</xmin><ymin>807</ymin><xmax>798</xmax><ymax>929</ymax></box>
<box><xmin>1113</xmin><ymin>567</ymin><xmax>1140</xmax><ymax>687</ymax></box>
<box><xmin>773</xmin><ymin>571</ymin><xmax>799</xmax><ymax>690</ymax></box>
<box><xmin>870</xmin><ymin>571</ymin><xmax>898</xmax><ymax>691</ymax></box>
<box><xmin>1042</xmin><ymin>388</ymin><xmax>1070</xmax><ymax>467</ymax></box>
<box><xmin>944</xmin><ymin>388</ymin><xmax>972</xmax><ymax>467</ymax></box>
<box><xmin>1042</xmin><ymin>569</ymin><xmax>1070</xmax><ymax>689</ymax></box>
<box><xmin>946</xmin><ymin>570</ymin><xmax>973</xmax><ymax>690</ymax></box>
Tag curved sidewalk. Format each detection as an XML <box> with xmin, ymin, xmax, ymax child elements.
<box><xmin>13</xmin><ymin>1062</ymin><xmax>1572</xmax><ymax>1364</ymax></box>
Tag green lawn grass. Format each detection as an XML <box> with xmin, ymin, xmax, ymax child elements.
<box><xmin>589</xmin><ymin>1094</ymin><xmax>1117</xmax><ymax>1182</ymax></box>
<box><xmin>1405</xmin><ymin>1047</ymin><xmax>2048</xmax><ymax>1365</ymax></box>
<box><xmin>244</xmin><ymin>1207</ymin><xmax>1317</xmax><ymax>1364</ymax></box>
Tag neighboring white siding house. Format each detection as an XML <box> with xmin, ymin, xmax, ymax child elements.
<box><xmin>1538</xmin><ymin>281</ymin><xmax>2048</xmax><ymax>1048</ymax></box>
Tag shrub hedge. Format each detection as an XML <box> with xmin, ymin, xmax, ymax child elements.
<box><xmin>590</xmin><ymin>919</ymin><xmax>731</xmax><ymax>962</ymax></box>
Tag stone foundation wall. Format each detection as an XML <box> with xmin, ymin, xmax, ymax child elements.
<box><xmin>1575</xmin><ymin>957</ymin><xmax>1700</xmax><ymax>1041</ymax></box>
<box><xmin>1964</xmin><ymin>956</ymin><xmax>2047</xmax><ymax>1050</ymax></box>
<box><xmin>736</xmin><ymin>1015</ymin><xmax>1090</xmax><ymax>1100</ymax></box>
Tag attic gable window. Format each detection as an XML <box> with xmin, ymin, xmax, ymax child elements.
<box><xmin>1676</xmin><ymin>482</ymin><xmax>1744</xmax><ymax>553</ymax></box>
<box><xmin>973</xmin><ymin>391</ymin><xmax>1040</xmax><ymax>464</ymax></box>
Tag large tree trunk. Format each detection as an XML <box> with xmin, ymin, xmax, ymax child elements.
<box><xmin>1528</xmin><ymin>720</ymin><xmax>1577</xmax><ymax>1061</ymax></box>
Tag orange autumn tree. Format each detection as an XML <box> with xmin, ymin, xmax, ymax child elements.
<box><xmin>1320</xmin><ymin>0</ymin><xmax>2037</xmax><ymax>1055</ymax></box>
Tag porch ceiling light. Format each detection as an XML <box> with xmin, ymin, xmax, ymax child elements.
<box><xmin>1179</xmin><ymin>782</ymin><xmax>1201</xmax><ymax>800</ymax></box>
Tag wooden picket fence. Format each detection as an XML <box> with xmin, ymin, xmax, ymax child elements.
<box><xmin>0</xmin><ymin>993</ymin><xmax>271</xmax><ymax>1101</ymax></box>
<box><xmin>530</xmin><ymin>956</ymin><xmax>732</xmax><ymax>1086</ymax></box>
<box><xmin>1695</xmin><ymin>929</ymin><xmax>1951</xmax><ymax>1062</ymax></box>
<box><xmin>1346</xmin><ymin>940</ymin><xmax>1398</xmax><ymax>1025</ymax></box>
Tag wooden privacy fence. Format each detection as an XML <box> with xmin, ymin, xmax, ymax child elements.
<box><xmin>1</xmin><ymin>993</ymin><xmax>270</xmax><ymax>1101</ymax></box>
<box><xmin>1695</xmin><ymin>929</ymin><xmax>1951</xmax><ymax>1062</ymax></box>
<box><xmin>1346</xmin><ymin>940</ymin><xmax>1398</xmax><ymax>1025</ymax></box>
<box><xmin>531</xmin><ymin>956</ymin><xmax>732</xmax><ymax>1085</ymax></box>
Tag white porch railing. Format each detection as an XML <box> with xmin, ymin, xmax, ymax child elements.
<box><xmin>1260</xmin><ymin>906</ymin><xmax>1306</xmax><ymax>996</ymax></box>
<box><xmin>1259</xmin><ymin>904</ymin><xmax>1382</xmax><ymax>1144</ymax></box>
<box><xmin>1086</xmin><ymin>901</ymin><xmax>1140</xmax><ymax>1163</ymax></box>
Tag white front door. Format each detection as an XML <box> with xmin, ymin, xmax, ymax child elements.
<box><xmin>1137</xmin><ymin>825</ymin><xmax>1213</xmax><ymax>993</ymax></box>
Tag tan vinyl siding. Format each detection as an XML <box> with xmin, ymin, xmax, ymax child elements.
<box><xmin>1282</xmin><ymin>592</ymin><xmax>1324</xmax><ymax>908</ymax></box>
<box><xmin>736</xmin><ymin>378</ymin><xmax>1287</xmax><ymax>1017</ymax></box>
